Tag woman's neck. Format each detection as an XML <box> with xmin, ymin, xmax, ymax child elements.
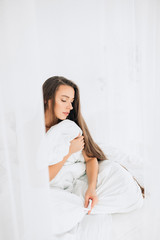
<box><xmin>45</xmin><ymin>109</ymin><xmax>53</xmax><ymax>132</ymax></box>
<box><xmin>45</xmin><ymin>110</ymin><xmax>59</xmax><ymax>132</ymax></box>
<box><xmin>45</xmin><ymin>126</ymin><xmax>50</xmax><ymax>132</ymax></box>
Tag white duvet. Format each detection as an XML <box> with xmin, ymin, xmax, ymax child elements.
<box><xmin>38</xmin><ymin>119</ymin><xmax>144</xmax><ymax>239</ymax></box>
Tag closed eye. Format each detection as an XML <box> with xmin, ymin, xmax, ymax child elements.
<box><xmin>61</xmin><ymin>100</ymin><xmax>74</xmax><ymax>104</ymax></box>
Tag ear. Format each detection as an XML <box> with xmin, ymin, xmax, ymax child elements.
<box><xmin>45</xmin><ymin>99</ymin><xmax>50</xmax><ymax>104</ymax></box>
<box><xmin>47</xmin><ymin>99</ymin><xmax>53</xmax><ymax>111</ymax></box>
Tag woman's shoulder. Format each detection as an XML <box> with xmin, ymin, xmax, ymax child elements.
<box><xmin>49</xmin><ymin>119</ymin><xmax>80</xmax><ymax>131</ymax></box>
<box><xmin>46</xmin><ymin>119</ymin><xmax>82</xmax><ymax>138</ymax></box>
<box><xmin>59</xmin><ymin>119</ymin><xmax>78</xmax><ymax>128</ymax></box>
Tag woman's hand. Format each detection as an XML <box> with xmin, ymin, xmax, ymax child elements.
<box><xmin>84</xmin><ymin>186</ymin><xmax>98</xmax><ymax>215</ymax></box>
<box><xmin>69</xmin><ymin>133</ymin><xmax>85</xmax><ymax>155</ymax></box>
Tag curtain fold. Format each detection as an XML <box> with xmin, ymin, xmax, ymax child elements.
<box><xmin>141</xmin><ymin>0</ymin><xmax>160</xmax><ymax>239</ymax></box>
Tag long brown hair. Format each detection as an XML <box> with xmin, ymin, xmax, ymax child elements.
<box><xmin>42</xmin><ymin>76</ymin><xmax>107</xmax><ymax>161</ymax></box>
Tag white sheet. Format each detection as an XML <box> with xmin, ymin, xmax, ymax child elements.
<box><xmin>38</xmin><ymin>119</ymin><xmax>144</xmax><ymax>239</ymax></box>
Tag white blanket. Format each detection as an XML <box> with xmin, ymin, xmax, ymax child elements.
<box><xmin>38</xmin><ymin>119</ymin><xmax>144</xmax><ymax>238</ymax></box>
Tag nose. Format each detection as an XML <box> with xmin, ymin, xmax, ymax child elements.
<box><xmin>67</xmin><ymin>102</ymin><xmax>73</xmax><ymax>110</ymax></box>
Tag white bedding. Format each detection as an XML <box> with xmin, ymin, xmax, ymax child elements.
<box><xmin>38</xmin><ymin>119</ymin><xmax>144</xmax><ymax>239</ymax></box>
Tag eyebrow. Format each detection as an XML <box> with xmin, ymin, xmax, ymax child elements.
<box><xmin>61</xmin><ymin>95</ymin><xmax>74</xmax><ymax>100</ymax></box>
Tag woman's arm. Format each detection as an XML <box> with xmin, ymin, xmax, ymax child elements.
<box><xmin>82</xmin><ymin>150</ymin><xmax>99</xmax><ymax>214</ymax></box>
<box><xmin>82</xmin><ymin>150</ymin><xmax>99</xmax><ymax>189</ymax></box>
<box><xmin>86</xmin><ymin>158</ymin><xmax>99</xmax><ymax>189</ymax></box>
<box><xmin>48</xmin><ymin>133</ymin><xmax>84</xmax><ymax>182</ymax></box>
<box><xmin>48</xmin><ymin>153</ymin><xmax>71</xmax><ymax>181</ymax></box>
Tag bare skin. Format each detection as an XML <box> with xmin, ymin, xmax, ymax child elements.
<box><xmin>45</xmin><ymin>85</ymin><xmax>98</xmax><ymax>214</ymax></box>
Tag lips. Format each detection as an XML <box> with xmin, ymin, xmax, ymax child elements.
<box><xmin>63</xmin><ymin>112</ymin><xmax>69</xmax><ymax>115</ymax></box>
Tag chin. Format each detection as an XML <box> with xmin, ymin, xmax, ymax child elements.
<box><xmin>59</xmin><ymin>116</ymin><xmax>67</xmax><ymax>120</ymax></box>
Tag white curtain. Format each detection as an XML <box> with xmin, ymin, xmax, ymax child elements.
<box><xmin>0</xmin><ymin>0</ymin><xmax>160</xmax><ymax>239</ymax></box>
<box><xmin>0</xmin><ymin>1</ymin><xmax>53</xmax><ymax>240</ymax></box>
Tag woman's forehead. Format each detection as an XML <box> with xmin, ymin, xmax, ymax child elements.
<box><xmin>56</xmin><ymin>85</ymin><xmax>75</xmax><ymax>99</ymax></box>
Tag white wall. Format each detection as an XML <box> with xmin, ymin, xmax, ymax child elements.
<box><xmin>35</xmin><ymin>0</ymin><xmax>108</xmax><ymax>148</ymax></box>
<box><xmin>35</xmin><ymin>0</ymin><xmax>145</xmax><ymax>157</ymax></box>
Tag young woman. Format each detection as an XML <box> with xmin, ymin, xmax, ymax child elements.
<box><xmin>43</xmin><ymin>76</ymin><xmax>109</xmax><ymax>213</ymax></box>
<box><xmin>42</xmin><ymin>76</ymin><xmax>144</xmax><ymax>236</ymax></box>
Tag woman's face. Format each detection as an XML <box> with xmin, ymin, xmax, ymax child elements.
<box><xmin>53</xmin><ymin>84</ymin><xmax>75</xmax><ymax>120</ymax></box>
